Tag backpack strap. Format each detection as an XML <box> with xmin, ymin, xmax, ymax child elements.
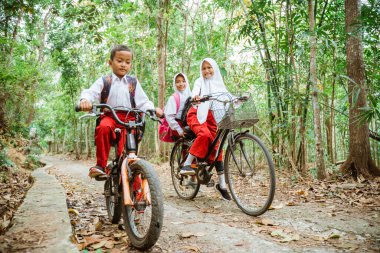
<box><xmin>173</xmin><ymin>93</ymin><xmax>180</xmax><ymax>113</ymax></box>
<box><xmin>126</xmin><ymin>76</ymin><xmax>137</xmax><ymax>108</ymax></box>
<box><xmin>101</xmin><ymin>75</ymin><xmax>112</xmax><ymax>103</ymax></box>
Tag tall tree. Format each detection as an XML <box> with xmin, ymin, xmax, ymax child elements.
<box><xmin>308</xmin><ymin>0</ymin><xmax>326</xmax><ymax>179</ymax></box>
<box><xmin>156</xmin><ymin>0</ymin><xmax>170</xmax><ymax>155</ymax></box>
<box><xmin>341</xmin><ymin>0</ymin><xmax>380</xmax><ymax>179</ymax></box>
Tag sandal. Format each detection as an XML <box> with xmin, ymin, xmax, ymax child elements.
<box><xmin>89</xmin><ymin>165</ymin><xmax>106</xmax><ymax>178</ymax></box>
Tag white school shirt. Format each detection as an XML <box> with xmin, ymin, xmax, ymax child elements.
<box><xmin>164</xmin><ymin>73</ymin><xmax>191</xmax><ymax>135</ymax></box>
<box><xmin>80</xmin><ymin>73</ymin><xmax>155</xmax><ymax>112</ymax></box>
<box><xmin>164</xmin><ymin>93</ymin><xmax>187</xmax><ymax>135</ymax></box>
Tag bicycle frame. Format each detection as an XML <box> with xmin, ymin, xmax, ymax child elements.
<box><xmin>78</xmin><ymin>104</ymin><xmax>157</xmax><ymax>207</ymax></box>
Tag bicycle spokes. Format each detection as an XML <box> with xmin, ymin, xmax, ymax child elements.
<box><xmin>225</xmin><ymin>133</ymin><xmax>275</xmax><ymax>216</ymax></box>
<box><xmin>141</xmin><ymin>178</ymin><xmax>151</xmax><ymax>205</ymax></box>
<box><xmin>238</xmin><ymin>140</ymin><xmax>254</xmax><ymax>176</ymax></box>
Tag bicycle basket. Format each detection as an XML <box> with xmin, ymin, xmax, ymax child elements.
<box><xmin>211</xmin><ymin>92</ymin><xmax>259</xmax><ymax>129</ymax></box>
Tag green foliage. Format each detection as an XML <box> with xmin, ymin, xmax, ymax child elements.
<box><xmin>23</xmin><ymin>154</ymin><xmax>43</xmax><ymax>170</ymax></box>
<box><xmin>0</xmin><ymin>149</ymin><xmax>14</xmax><ymax>170</ymax></box>
<box><xmin>0</xmin><ymin>0</ymin><xmax>378</xmax><ymax>176</ymax></box>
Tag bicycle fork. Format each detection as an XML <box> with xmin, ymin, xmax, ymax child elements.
<box><xmin>120</xmin><ymin>157</ymin><xmax>151</xmax><ymax>206</ymax></box>
<box><xmin>228</xmin><ymin>131</ymin><xmax>254</xmax><ymax>176</ymax></box>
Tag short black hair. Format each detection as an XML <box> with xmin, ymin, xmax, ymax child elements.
<box><xmin>110</xmin><ymin>44</ymin><xmax>132</xmax><ymax>60</ymax></box>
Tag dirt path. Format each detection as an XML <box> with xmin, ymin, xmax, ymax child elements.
<box><xmin>44</xmin><ymin>155</ymin><xmax>379</xmax><ymax>253</ymax></box>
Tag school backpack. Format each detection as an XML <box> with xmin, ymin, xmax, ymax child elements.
<box><xmin>95</xmin><ymin>75</ymin><xmax>138</xmax><ymax>128</ymax></box>
<box><xmin>158</xmin><ymin>93</ymin><xmax>180</xmax><ymax>143</ymax></box>
<box><xmin>95</xmin><ymin>75</ymin><xmax>145</xmax><ymax>146</ymax></box>
<box><xmin>101</xmin><ymin>75</ymin><xmax>137</xmax><ymax>107</ymax></box>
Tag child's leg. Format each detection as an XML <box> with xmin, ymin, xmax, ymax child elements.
<box><xmin>207</xmin><ymin>111</ymin><xmax>223</xmax><ymax>162</ymax></box>
<box><xmin>115</xmin><ymin>112</ymin><xmax>136</xmax><ymax>156</ymax></box>
<box><xmin>95</xmin><ymin>115</ymin><xmax>117</xmax><ymax>168</ymax></box>
<box><xmin>187</xmin><ymin>107</ymin><xmax>213</xmax><ymax>159</ymax></box>
<box><xmin>207</xmin><ymin>112</ymin><xmax>228</xmax><ymax>192</ymax></box>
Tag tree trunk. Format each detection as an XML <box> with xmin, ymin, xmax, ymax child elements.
<box><xmin>38</xmin><ymin>7</ymin><xmax>51</xmax><ymax>63</ymax></box>
<box><xmin>85</xmin><ymin>122</ymin><xmax>91</xmax><ymax>159</ymax></box>
<box><xmin>224</xmin><ymin>4</ymin><xmax>234</xmax><ymax>61</ymax></box>
<box><xmin>309</xmin><ymin>0</ymin><xmax>326</xmax><ymax>179</ymax></box>
<box><xmin>8</xmin><ymin>10</ymin><xmax>23</xmax><ymax>63</ymax></box>
<box><xmin>341</xmin><ymin>0</ymin><xmax>380</xmax><ymax>179</ymax></box>
<box><xmin>79</xmin><ymin>123</ymin><xmax>83</xmax><ymax>156</ymax></box>
<box><xmin>156</xmin><ymin>0</ymin><xmax>169</xmax><ymax>156</ymax></box>
<box><xmin>181</xmin><ymin>12</ymin><xmax>187</xmax><ymax>72</ymax></box>
<box><xmin>62</xmin><ymin>131</ymin><xmax>66</xmax><ymax>154</ymax></box>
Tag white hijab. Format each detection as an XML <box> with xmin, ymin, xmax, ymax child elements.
<box><xmin>164</xmin><ymin>73</ymin><xmax>191</xmax><ymax>116</ymax></box>
<box><xmin>194</xmin><ymin>58</ymin><xmax>228</xmax><ymax>124</ymax></box>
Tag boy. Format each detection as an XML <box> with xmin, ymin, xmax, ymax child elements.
<box><xmin>79</xmin><ymin>44</ymin><xmax>163</xmax><ymax>177</ymax></box>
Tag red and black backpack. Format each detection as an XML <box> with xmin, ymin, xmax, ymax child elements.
<box><xmin>100</xmin><ymin>75</ymin><xmax>137</xmax><ymax>108</ymax></box>
<box><xmin>95</xmin><ymin>75</ymin><xmax>138</xmax><ymax>128</ymax></box>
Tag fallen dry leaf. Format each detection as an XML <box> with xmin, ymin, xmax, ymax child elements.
<box><xmin>84</xmin><ymin>235</ymin><xmax>102</xmax><ymax>247</ymax></box>
<box><xmin>68</xmin><ymin>208</ymin><xmax>80</xmax><ymax>216</ymax></box>
<box><xmin>91</xmin><ymin>240</ymin><xmax>107</xmax><ymax>249</ymax></box>
<box><xmin>180</xmin><ymin>232</ymin><xmax>194</xmax><ymax>239</ymax></box>
<box><xmin>269</xmin><ymin>203</ymin><xmax>284</xmax><ymax>210</ymax></box>
<box><xmin>257</xmin><ymin>218</ymin><xmax>277</xmax><ymax>226</ymax></box>
<box><xmin>328</xmin><ymin>233</ymin><xmax>340</xmax><ymax>239</ymax></box>
<box><xmin>180</xmin><ymin>245</ymin><xmax>200</xmax><ymax>252</ymax></box>
<box><xmin>105</xmin><ymin>240</ymin><xmax>115</xmax><ymax>249</ymax></box>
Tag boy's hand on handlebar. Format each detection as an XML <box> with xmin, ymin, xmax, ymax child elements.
<box><xmin>79</xmin><ymin>99</ymin><xmax>92</xmax><ymax>111</ymax></box>
<box><xmin>155</xmin><ymin>107</ymin><xmax>164</xmax><ymax>118</ymax></box>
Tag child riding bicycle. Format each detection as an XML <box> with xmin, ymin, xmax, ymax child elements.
<box><xmin>180</xmin><ymin>58</ymin><xmax>231</xmax><ymax>201</ymax></box>
<box><xmin>163</xmin><ymin>73</ymin><xmax>191</xmax><ymax>138</ymax></box>
<box><xmin>78</xmin><ymin>44</ymin><xmax>163</xmax><ymax>177</ymax></box>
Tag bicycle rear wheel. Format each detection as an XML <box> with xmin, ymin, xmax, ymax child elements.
<box><xmin>170</xmin><ymin>140</ymin><xmax>200</xmax><ymax>200</ymax></box>
<box><xmin>122</xmin><ymin>160</ymin><xmax>163</xmax><ymax>250</ymax></box>
<box><xmin>104</xmin><ymin>174</ymin><xmax>121</xmax><ymax>224</ymax></box>
<box><xmin>225</xmin><ymin>133</ymin><xmax>275</xmax><ymax>216</ymax></box>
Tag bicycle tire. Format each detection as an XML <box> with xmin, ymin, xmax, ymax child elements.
<box><xmin>122</xmin><ymin>159</ymin><xmax>164</xmax><ymax>250</ymax></box>
<box><xmin>170</xmin><ymin>140</ymin><xmax>200</xmax><ymax>200</ymax></box>
<box><xmin>105</xmin><ymin>175</ymin><xmax>122</xmax><ymax>224</ymax></box>
<box><xmin>225</xmin><ymin>133</ymin><xmax>275</xmax><ymax>216</ymax></box>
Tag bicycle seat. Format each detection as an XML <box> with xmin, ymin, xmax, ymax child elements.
<box><xmin>184</xmin><ymin>126</ymin><xmax>196</xmax><ymax>139</ymax></box>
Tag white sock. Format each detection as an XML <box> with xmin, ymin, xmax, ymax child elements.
<box><xmin>218</xmin><ymin>173</ymin><xmax>227</xmax><ymax>189</ymax></box>
<box><xmin>183</xmin><ymin>154</ymin><xmax>195</xmax><ymax>166</ymax></box>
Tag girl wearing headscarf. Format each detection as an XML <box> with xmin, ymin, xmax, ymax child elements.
<box><xmin>164</xmin><ymin>73</ymin><xmax>192</xmax><ymax>137</ymax></box>
<box><xmin>180</xmin><ymin>58</ymin><xmax>231</xmax><ymax>201</ymax></box>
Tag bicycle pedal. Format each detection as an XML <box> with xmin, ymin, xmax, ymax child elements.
<box><xmin>95</xmin><ymin>174</ymin><xmax>108</xmax><ymax>181</ymax></box>
<box><xmin>207</xmin><ymin>179</ymin><xmax>215</xmax><ymax>187</ymax></box>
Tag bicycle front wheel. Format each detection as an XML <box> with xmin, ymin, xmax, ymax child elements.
<box><xmin>170</xmin><ymin>140</ymin><xmax>200</xmax><ymax>200</ymax></box>
<box><xmin>122</xmin><ymin>160</ymin><xmax>164</xmax><ymax>250</ymax></box>
<box><xmin>225</xmin><ymin>133</ymin><xmax>275</xmax><ymax>216</ymax></box>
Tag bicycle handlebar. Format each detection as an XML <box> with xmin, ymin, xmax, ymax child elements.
<box><xmin>191</xmin><ymin>94</ymin><xmax>249</xmax><ymax>104</ymax></box>
<box><xmin>75</xmin><ymin>104</ymin><xmax>161</xmax><ymax>127</ymax></box>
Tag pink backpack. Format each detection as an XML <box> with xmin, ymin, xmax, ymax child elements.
<box><xmin>159</xmin><ymin>93</ymin><xmax>180</xmax><ymax>143</ymax></box>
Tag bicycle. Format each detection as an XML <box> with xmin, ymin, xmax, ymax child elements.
<box><xmin>170</xmin><ymin>92</ymin><xmax>275</xmax><ymax>216</ymax></box>
<box><xmin>76</xmin><ymin>104</ymin><xmax>164</xmax><ymax>250</ymax></box>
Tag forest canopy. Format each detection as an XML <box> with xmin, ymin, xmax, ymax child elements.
<box><xmin>0</xmin><ymin>0</ymin><xmax>379</xmax><ymax>179</ymax></box>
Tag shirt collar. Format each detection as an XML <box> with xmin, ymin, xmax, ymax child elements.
<box><xmin>111</xmin><ymin>73</ymin><xmax>128</xmax><ymax>83</ymax></box>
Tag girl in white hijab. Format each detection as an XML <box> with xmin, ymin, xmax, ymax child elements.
<box><xmin>180</xmin><ymin>58</ymin><xmax>231</xmax><ymax>201</ymax></box>
<box><xmin>164</xmin><ymin>73</ymin><xmax>191</xmax><ymax>137</ymax></box>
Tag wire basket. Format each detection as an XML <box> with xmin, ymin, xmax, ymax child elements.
<box><xmin>210</xmin><ymin>92</ymin><xmax>259</xmax><ymax>129</ymax></box>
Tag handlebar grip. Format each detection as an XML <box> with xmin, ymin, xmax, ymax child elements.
<box><xmin>75</xmin><ymin>105</ymin><xmax>81</xmax><ymax>112</ymax></box>
<box><xmin>198</xmin><ymin>96</ymin><xmax>210</xmax><ymax>102</ymax></box>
